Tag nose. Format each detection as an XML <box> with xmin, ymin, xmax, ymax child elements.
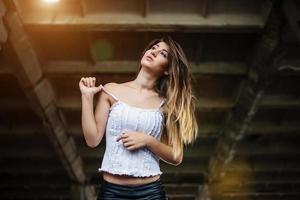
<box><xmin>151</xmin><ymin>49</ymin><xmax>158</xmax><ymax>57</ymax></box>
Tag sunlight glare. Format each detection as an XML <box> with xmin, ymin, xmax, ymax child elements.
<box><xmin>42</xmin><ymin>0</ymin><xmax>60</xmax><ymax>4</ymax></box>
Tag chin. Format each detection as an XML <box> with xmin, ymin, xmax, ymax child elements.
<box><xmin>140</xmin><ymin>60</ymin><xmax>152</xmax><ymax>68</ymax></box>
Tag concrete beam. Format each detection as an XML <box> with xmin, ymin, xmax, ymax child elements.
<box><xmin>43</xmin><ymin>61</ymin><xmax>248</xmax><ymax>75</ymax></box>
<box><xmin>4</xmin><ymin>10</ymin><xmax>96</xmax><ymax>200</ymax></box>
<box><xmin>22</xmin><ymin>13</ymin><xmax>266</xmax><ymax>32</ymax></box>
<box><xmin>200</xmin><ymin>1</ymin><xmax>284</xmax><ymax>198</ymax></box>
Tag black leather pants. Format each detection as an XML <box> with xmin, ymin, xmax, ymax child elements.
<box><xmin>97</xmin><ymin>178</ymin><xmax>167</xmax><ymax>200</ymax></box>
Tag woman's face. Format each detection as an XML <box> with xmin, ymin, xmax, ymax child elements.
<box><xmin>141</xmin><ymin>41</ymin><xmax>170</xmax><ymax>76</ymax></box>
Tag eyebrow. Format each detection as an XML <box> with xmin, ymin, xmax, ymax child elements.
<box><xmin>154</xmin><ymin>44</ymin><xmax>169</xmax><ymax>55</ymax></box>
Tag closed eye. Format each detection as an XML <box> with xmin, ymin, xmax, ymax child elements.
<box><xmin>160</xmin><ymin>52</ymin><xmax>167</xmax><ymax>58</ymax></box>
<box><xmin>150</xmin><ymin>45</ymin><xmax>168</xmax><ymax>58</ymax></box>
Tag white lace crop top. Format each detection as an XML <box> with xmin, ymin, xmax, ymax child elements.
<box><xmin>98</xmin><ymin>87</ymin><xmax>166</xmax><ymax>177</ymax></box>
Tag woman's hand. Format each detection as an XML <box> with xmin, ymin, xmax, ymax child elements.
<box><xmin>79</xmin><ymin>77</ymin><xmax>103</xmax><ymax>96</ymax></box>
<box><xmin>116</xmin><ymin>131</ymin><xmax>152</xmax><ymax>151</ymax></box>
<box><xmin>116</xmin><ymin>130</ymin><xmax>183</xmax><ymax>165</ymax></box>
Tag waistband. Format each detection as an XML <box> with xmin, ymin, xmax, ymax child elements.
<box><xmin>102</xmin><ymin>178</ymin><xmax>162</xmax><ymax>189</ymax></box>
<box><xmin>99</xmin><ymin>178</ymin><xmax>166</xmax><ymax>199</ymax></box>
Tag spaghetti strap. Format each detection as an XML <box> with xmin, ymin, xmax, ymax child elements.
<box><xmin>102</xmin><ymin>86</ymin><xmax>119</xmax><ymax>102</ymax></box>
<box><xmin>158</xmin><ymin>99</ymin><xmax>166</xmax><ymax>108</ymax></box>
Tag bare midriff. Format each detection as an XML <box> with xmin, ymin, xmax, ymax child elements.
<box><xmin>102</xmin><ymin>172</ymin><xmax>160</xmax><ymax>186</ymax></box>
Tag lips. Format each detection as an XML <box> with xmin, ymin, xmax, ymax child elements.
<box><xmin>146</xmin><ymin>55</ymin><xmax>154</xmax><ymax>61</ymax></box>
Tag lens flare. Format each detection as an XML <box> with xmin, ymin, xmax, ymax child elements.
<box><xmin>42</xmin><ymin>0</ymin><xmax>60</xmax><ymax>3</ymax></box>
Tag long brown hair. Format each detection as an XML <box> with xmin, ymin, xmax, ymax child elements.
<box><xmin>137</xmin><ymin>36</ymin><xmax>199</xmax><ymax>157</ymax></box>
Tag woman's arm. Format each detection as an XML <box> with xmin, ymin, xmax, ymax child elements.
<box><xmin>117</xmin><ymin>131</ymin><xmax>183</xmax><ymax>166</ymax></box>
<box><xmin>80</xmin><ymin>77</ymin><xmax>111</xmax><ymax>148</ymax></box>
<box><xmin>147</xmin><ymin>136</ymin><xmax>183</xmax><ymax>166</ymax></box>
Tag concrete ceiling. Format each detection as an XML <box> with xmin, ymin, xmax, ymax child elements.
<box><xmin>0</xmin><ymin>0</ymin><xmax>300</xmax><ymax>199</ymax></box>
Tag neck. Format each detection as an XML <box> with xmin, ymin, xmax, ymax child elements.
<box><xmin>132</xmin><ymin>68</ymin><xmax>158</xmax><ymax>92</ymax></box>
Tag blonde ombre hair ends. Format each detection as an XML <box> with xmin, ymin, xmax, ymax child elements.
<box><xmin>138</xmin><ymin>36</ymin><xmax>199</xmax><ymax>158</ymax></box>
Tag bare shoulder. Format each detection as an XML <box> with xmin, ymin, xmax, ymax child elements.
<box><xmin>119</xmin><ymin>81</ymin><xmax>133</xmax><ymax>88</ymax></box>
<box><xmin>111</xmin><ymin>81</ymin><xmax>134</xmax><ymax>92</ymax></box>
<box><xmin>103</xmin><ymin>82</ymin><xmax>118</xmax><ymax>91</ymax></box>
<box><xmin>103</xmin><ymin>81</ymin><xmax>134</xmax><ymax>94</ymax></box>
<box><xmin>100</xmin><ymin>82</ymin><xmax>117</xmax><ymax>103</ymax></box>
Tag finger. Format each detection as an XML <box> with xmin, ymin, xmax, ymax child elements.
<box><xmin>84</xmin><ymin>78</ymin><xmax>89</xmax><ymax>87</ymax></box>
<box><xmin>92</xmin><ymin>77</ymin><xmax>96</xmax><ymax>86</ymax></box>
<box><xmin>116</xmin><ymin>133</ymin><xmax>129</xmax><ymax>142</ymax></box>
<box><xmin>121</xmin><ymin>138</ymin><xmax>131</xmax><ymax>143</ymax></box>
<box><xmin>89</xmin><ymin>77</ymin><xmax>95</xmax><ymax>87</ymax></box>
<box><xmin>116</xmin><ymin>135</ymin><xmax>125</xmax><ymax>142</ymax></box>
<box><xmin>116</xmin><ymin>136</ymin><xmax>122</xmax><ymax>142</ymax></box>
<box><xmin>127</xmin><ymin>145</ymin><xmax>135</xmax><ymax>151</ymax></box>
<box><xmin>79</xmin><ymin>78</ymin><xmax>84</xmax><ymax>86</ymax></box>
<box><xmin>94</xmin><ymin>84</ymin><xmax>103</xmax><ymax>93</ymax></box>
<box><xmin>123</xmin><ymin>141</ymin><xmax>134</xmax><ymax>147</ymax></box>
<box><xmin>87</xmin><ymin>77</ymin><xmax>91</xmax><ymax>87</ymax></box>
<box><xmin>79</xmin><ymin>77</ymin><xmax>84</xmax><ymax>84</ymax></box>
<box><xmin>82</xmin><ymin>78</ymin><xmax>87</xmax><ymax>86</ymax></box>
<box><xmin>121</xmin><ymin>133</ymin><xmax>129</xmax><ymax>138</ymax></box>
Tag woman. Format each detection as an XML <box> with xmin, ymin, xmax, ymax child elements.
<box><xmin>79</xmin><ymin>36</ymin><xmax>198</xmax><ymax>199</ymax></box>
